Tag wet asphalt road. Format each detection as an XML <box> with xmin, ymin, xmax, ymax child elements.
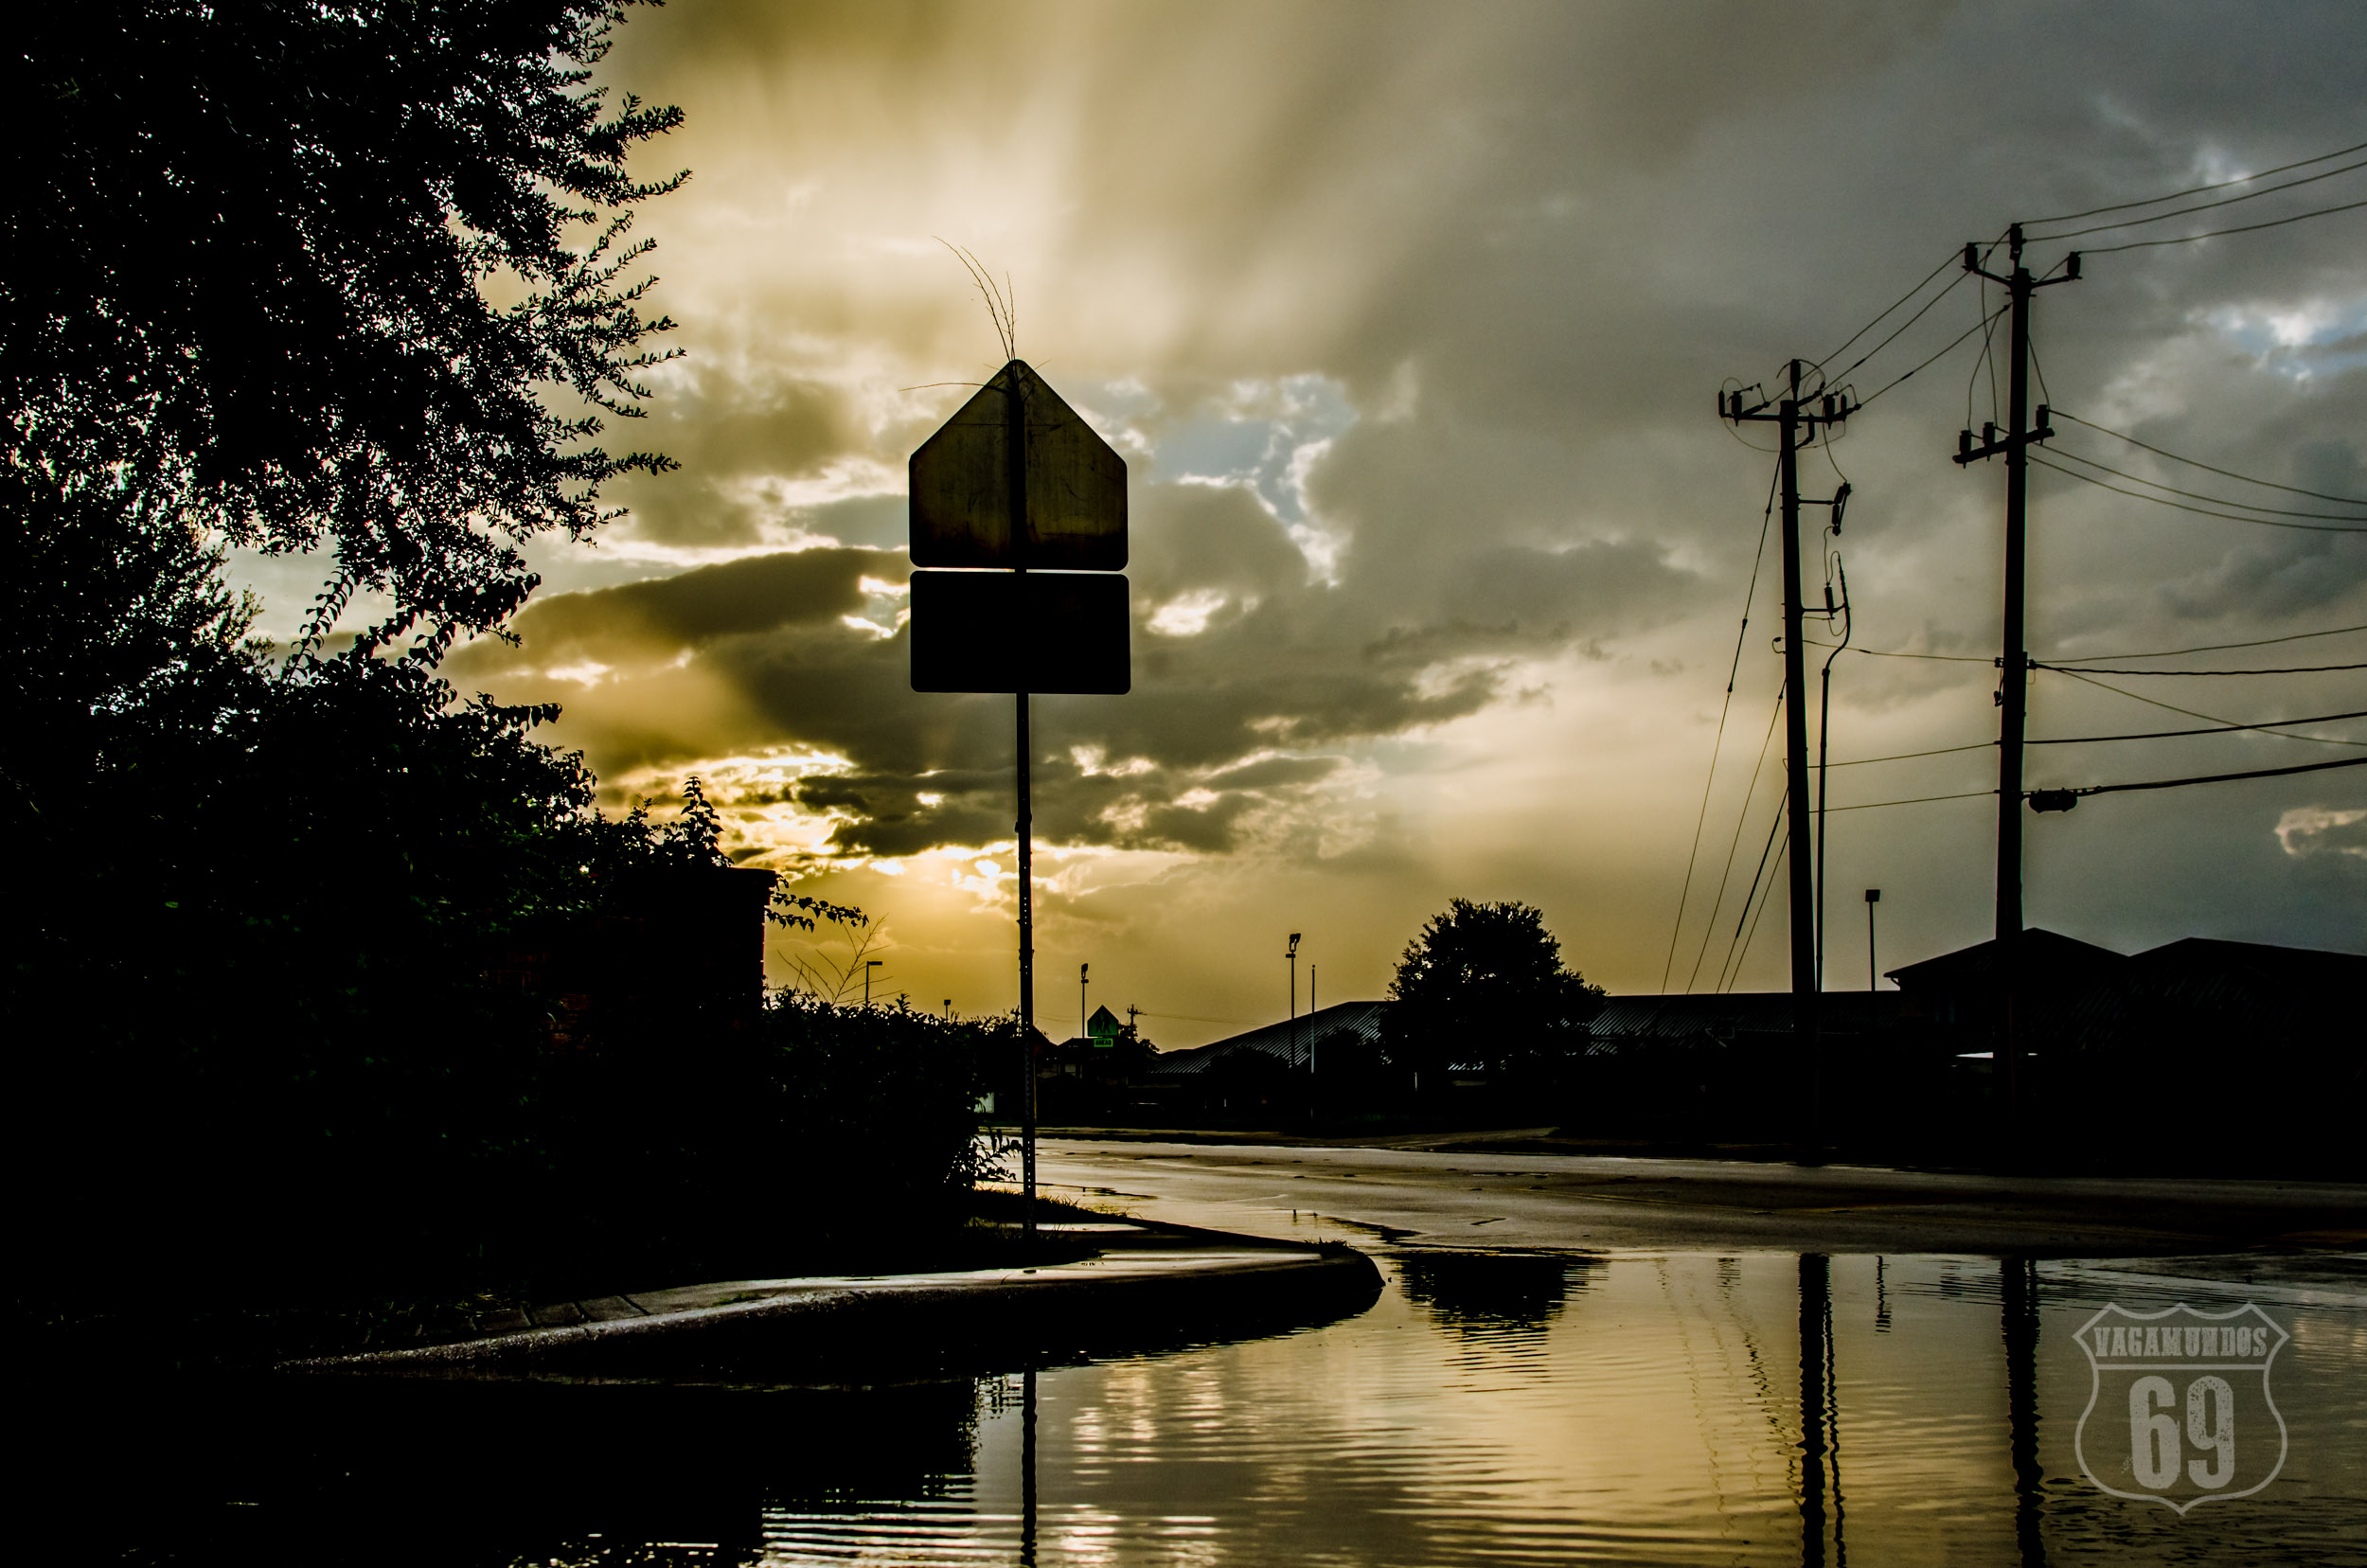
<box><xmin>1037</xmin><ymin>1137</ymin><xmax>2367</xmax><ymax>1256</ymax></box>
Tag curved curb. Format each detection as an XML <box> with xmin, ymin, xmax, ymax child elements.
<box><xmin>282</xmin><ymin>1244</ymin><xmax>1382</xmax><ymax>1379</ymax></box>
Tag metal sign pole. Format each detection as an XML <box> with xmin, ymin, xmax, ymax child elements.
<box><xmin>1008</xmin><ymin>369</ymin><xmax>1038</xmax><ymax>1243</ymax></box>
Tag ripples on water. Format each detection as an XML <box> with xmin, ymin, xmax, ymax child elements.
<box><xmin>94</xmin><ymin>1253</ymin><xmax>2366</xmax><ymax>1566</ymax></box>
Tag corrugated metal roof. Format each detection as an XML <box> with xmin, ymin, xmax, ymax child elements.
<box><xmin>1143</xmin><ymin>1001</ymin><xmax>1390</xmax><ymax>1078</ymax></box>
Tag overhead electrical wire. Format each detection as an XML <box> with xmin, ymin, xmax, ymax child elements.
<box><xmin>1715</xmin><ymin>792</ymin><xmax>1789</xmax><ymax>994</ymax></box>
<box><xmin>2027</xmin><ymin>153</ymin><xmax>2367</xmax><ymax>241</ymax></box>
<box><xmin>1818</xmin><ymin>623</ymin><xmax>2367</xmax><ymax>667</ymax></box>
<box><xmin>1801</xmin><ymin>636</ymin><xmax>1990</xmax><ymax>664</ymax></box>
<box><xmin>2044</xmin><ymin>668</ymin><xmax>2367</xmax><ymax>747</ymax></box>
<box><xmin>2059</xmin><ymin>622</ymin><xmax>2367</xmax><ymax>660</ymax></box>
<box><xmin>1659</xmin><ymin>458</ymin><xmax>1782</xmax><ymax>993</ymax></box>
<box><xmin>1816</xmin><ymin>248</ymin><xmax>1968</xmax><ymax>367</ymax></box>
<box><xmin>2024</xmin><ymin>137</ymin><xmax>2367</xmax><ymax>225</ymax></box>
<box><xmin>2050</xmin><ymin>411</ymin><xmax>2367</xmax><ymax>505</ymax></box>
<box><xmin>2036</xmin><ymin>447</ymin><xmax>2367</xmax><ymax>521</ymax></box>
<box><xmin>1855</xmin><ymin>306</ymin><xmax>2008</xmax><ymax>409</ymax></box>
<box><xmin>2054</xmin><ymin>756</ymin><xmax>2367</xmax><ymax>798</ymax></box>
<box><xmin>2032</xmin><ymin>454</ymin><xmax>2367</xmax><ymax>532</ymax></box>
<box><xmin>2081</xmin><ymin>197</ymin><xmax>2367</xmax><ymax>255</ymax></box>
<box><xmin>1826</xmin><ymin>740</ymin><xmax>1992</xmax><ymax>767</ymax></box>
<box><xmin>1819</xmin><ymin>270</ymin><xmax>1972</xmax><ymax>395</ymax></box>
<box><xmin>1828</xmin><ymin>707</ymin><xmax>2367</xmax><ymax>768</ymax></box>
<box><xmin>2038</xmin><ymin>708</ymin><xmax>2367</xmax><ymax>742</ymax></box>
<box><xmin>2038</xmin><ymin>447</ymin><xmax>2367</xmax><ymax>522</ymax></box>
<box><xmin>1824</xmin><ymin>788</ymin><xmax>1994</xmax><ymax>814</ymax></box>
<box><xmin>1682</xmin><ymin>689</ymin><xmax>1787</xmax><ymax>995</ymax></box>
<box><xmin>2035</xmin><ymin>659</ymin><xmax>2367</xmax><ymax>677</ymax></box>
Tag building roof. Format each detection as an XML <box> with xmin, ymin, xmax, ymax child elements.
<box><xmin>1143</xmin><ymin>1001</ymin><xmax>1389</xmax><ymax>1078</ymax></box>
<box><xmin>1883</xmin><ymin>928</ymin><xmax>2127</xmax><ymax>991</ymax></box>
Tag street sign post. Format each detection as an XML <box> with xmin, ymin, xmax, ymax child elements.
<box><xmin>909</xmin><ymin>359</ymin><xmax>1129</xmax><ymax>1240</ymax></box>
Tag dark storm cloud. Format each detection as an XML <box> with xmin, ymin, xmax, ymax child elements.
<box><xmin>479</xmin><ymin>0</ymin><xmax>2367</xmax><ymax>1002</ymax></box>
<box><xmin>450</xmin><ymin>546</ymin><xmax>897</xmax><ymax>675</ymax></box>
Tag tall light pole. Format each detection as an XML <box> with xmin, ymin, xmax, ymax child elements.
<box><xmin>864</xmin><ymin>958</ymin><xmax>881</xmax><ymax>1007</ymax></box>
<box><xmin>1864</xmin><ymin>889</ymin><xmax>1881</xmax><ymax>992</ymax></box>
<box><xmin>1079</xmin><ymin>961</ymin><xmax>1089</xmax><ymax>1042</ymax></box>
<box><xmin>1287</xmin><ymin>934</ymin><xmax>1302</xmax><ymax>1071</ymax></box>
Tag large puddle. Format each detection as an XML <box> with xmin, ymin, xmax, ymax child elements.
<box><xmin>80</xmin><ymin>1250</ymin><xmax>2365</xmax><ymax>1565</ymax></box>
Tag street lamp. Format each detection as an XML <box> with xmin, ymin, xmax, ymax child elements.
<box><xmin>1079</xmin><ymin>962</ymin><xmax>1089</xmax><ymax>1043</ymax></box>
<box><xmin>1287</xmin><ymin>934</ymin><xmax>1301</xmax><ymax>1070</ymax></box>
<box><xmin>1864</xmin><ymin>889</ymin><xmax>1881</xmax><ymax>991</ymax></box>
<box><xmin>864</xmin><ymin>958</ymin><xmax>881</xmax><ymax>1007</ymax></box>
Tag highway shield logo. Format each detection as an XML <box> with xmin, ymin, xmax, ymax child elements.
<box><xmin>2073</xmin><ymin>1302</ymin><xmax>2288</xmax><ymax>1514</ymax></box>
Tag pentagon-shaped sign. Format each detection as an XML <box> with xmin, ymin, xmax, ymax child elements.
<box><xmin>910</xmin><ymin>360</ymin><xmax>1127</xmax><ymax>571</ymax></box>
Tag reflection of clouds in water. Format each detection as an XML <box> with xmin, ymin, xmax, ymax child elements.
<box><xmin>98</xmin><ymin>1254</ymin><xmax>2367</xmax><ymax>1565</ymax></box>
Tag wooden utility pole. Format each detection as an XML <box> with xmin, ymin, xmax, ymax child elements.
<box><xmin>1007</xmin><ymin>369</ymin><xmax>1039</xmax><ymax>1238</ymax></box>
<box><xmin>1724</xmin><ymin>363</ymin><xmax>1850</xmax><ymax>1146</ymax></box>
<box><xmin>1954</xmin><ymin>224</ymin><xmax>2076</xmax><ymax>1153</ymax></box>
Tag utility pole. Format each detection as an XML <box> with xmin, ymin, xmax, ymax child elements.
<box><xmin>1723</xmin><ymin>362</ymin><xmax>1850</xmax><ymax>1147</ymax></box>
<box><xmin>1008</xmin><ymin>370</ymin><xmax>1038</xmax><ymax>1241</ymax></box>
<box><xmin>1954</xmin><ymin>224</ymin><xmax>2076</xmax><ymax>1155</ymax></box>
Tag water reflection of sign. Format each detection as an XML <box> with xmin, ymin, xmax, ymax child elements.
<box><xmin>2073</xmin><ymin>1302</ymin><xmax>2289</xmax><ymax>1514</ymax></box>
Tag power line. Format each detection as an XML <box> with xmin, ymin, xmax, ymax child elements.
<box><xmin>2032</xmin><ymin>454</ymin><xmax>2367</xmax><ymax>532</ymax></box>
<box><xmin>2040</xmin><ymin>447</ymin><xmax>2367</xmax><ymax>522</ymax></box>
<box><xmin>1817</xmin><ymin>248</ymin><xmax>1967</xmax><ymax>367</ymax></box>
<box><xmin>2082</xmin><ymin>196</ymin><xmax>2367</xmax><ymax>255</ymax></box>
<box><xmin>2027</xmin><ymin>153</ymin><xmax>2367</xmax><ymax>241</ymax></box>
<box><xmin>1714</xmin><ymin>789</ymin><xmax>1789</xmax><ymax>994</ymax></box>
<box><xmin>2036</xmin><ymin>659</ymin><xmax>2367</xmax><ymax>677</ymax></box>
<box><xmin>2050</xmin><ymin>410</ymin><xmax>2367</xmax><ymax>505</ymax></box>
<box><xmin>2052</xmin><ymin>755</ymin><xmax>2367</xmax><ymax>799</ymax></box>
<box><xmin>1660</xmin><ymin>457</ymin><xmax>1781</xmax><ymax>992</ymax></box>
<box><xmin>1824</xmin><ymin>788</ymin><xmax>1994</xmax><ymax>813</ymax></box>
<box><xmin>1820</xmin><ymin>269</ymin><xmax>1972</xmax><ymax>392</ymax></box>
<box><xmin>1723</xmin><ymin>838</ymin><xmax>1783</xmax><ymax>996</ymax></box>
<box><xmin>2024</xmin><ymin>136</ymin><xmax>2367</xmax><ymax>224</ymax></box>
<box><xmin>2038</xmin><ymin>707</ymin><xmax>2367</xmax><ymax>743</ymax></box>
<box><xmin>1801</xmin><ymin>636</ymin><xmax>1990</xmax><ymax>664</ymax></box>
<box><xmin>1855</xmin><ymin>306</ymin><xmax>2007</xmax><ymax>408</ymax></box>
<box><xmin>1827</xmin><ymin>739</ymin><xmax>1991</xmax><ymax>767</ymax></box>
<box><xmin>1829</xmin><ymin>708</ymin><xmax>2367</xmax><ymax>768</ymax></box>
<box><xmin>2056</xmin><ymin>622</ymin><xmax>2367</xmax><ymax>661</ymax></box>
<box><xmin>2044</xmin><ymin>667</ymin><xmax>2367</xmax><ymax>748</ymax></box>
<box><xmin>1682</xmin><ymin>688</ymin><xmax>1787</xmax><ymax>995</ymax></box>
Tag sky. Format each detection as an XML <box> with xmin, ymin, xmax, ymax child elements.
<box><xmin>240</xmin><ymin>1</ymin><xmax>2367</xmax><ymax>1044</ymax></box>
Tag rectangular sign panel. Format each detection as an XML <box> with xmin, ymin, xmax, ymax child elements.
<box><xmin>909</xmin><ymin>570</ymin><xmax>1130</xmax><ymax>694</ymax></box>
<box><xmin>909</xmin><ymin>360</ymin><xmax>1128</xmax><ymax>571</ymax></box>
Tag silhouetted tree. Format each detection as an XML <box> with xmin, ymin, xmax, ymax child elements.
<box><xmin>1382</xmin><ymin>899</ymin><xmax>1604</xmax><ymax>1089</ymax></box>
<box><xmin>8</xmin><ymin>0</ymin><xmax>685</xmax><ymax>656</ymax></box>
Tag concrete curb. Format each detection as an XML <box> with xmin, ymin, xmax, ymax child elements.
<box><xmin>282</xmin><ymin>1239</ymin><xmax>1382</xmax><ymax>1380</ymax></box>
